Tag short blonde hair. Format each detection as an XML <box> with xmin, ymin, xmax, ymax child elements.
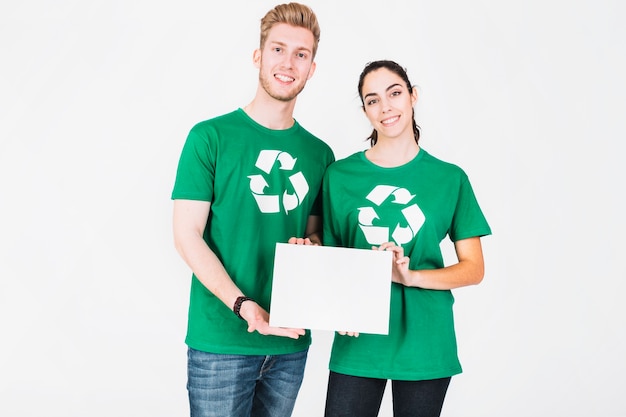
<box><xmin>260</xmin><ymin>3</ymin><xmax>320</xmax><ymax>58</ymax></box>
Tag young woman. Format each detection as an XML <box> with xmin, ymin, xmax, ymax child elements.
<box><xmin>322</xmin><ymin>60</ymin><xmax>492</xmax><ymax>417</ymax></box>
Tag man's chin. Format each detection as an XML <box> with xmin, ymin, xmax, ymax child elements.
<box><xmin>262</xmin><ymin>81</ymin><xmax>306</xmax><ymax>102</ymax></box>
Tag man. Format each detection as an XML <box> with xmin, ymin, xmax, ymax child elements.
<box><xmin>171</xmin><ymin>3</ymin><xmax>334</xmax><ymax>416</ymax></box>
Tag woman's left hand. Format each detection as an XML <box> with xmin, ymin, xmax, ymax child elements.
<box><xmin>373</xmin><ymin>242</ymin><xmax>410</xmax><ymax>285</ymax></box>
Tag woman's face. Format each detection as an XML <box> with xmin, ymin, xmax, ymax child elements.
<box><xmin>361</xmin><ymin>68</ymin><xmax>417</xmax><ymax>142</ymax></box>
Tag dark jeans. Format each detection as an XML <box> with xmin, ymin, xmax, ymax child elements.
<box><xmin>324</xmin><ymin>371</ymin><xmax>451</xmax><ymax>417</ymax></box>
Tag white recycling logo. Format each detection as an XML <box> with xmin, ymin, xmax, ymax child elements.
<box><xmin>358</xmin><ymin>185</ymin><xmax>425</xmax><ymax>245</ymax></box>
<box><xmin>248</xmin><ymin>150</ymin><xmax>309</xmax><ymax>214</ymax></box>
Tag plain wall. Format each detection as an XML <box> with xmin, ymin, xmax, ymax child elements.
<box><xmin>1</xmin><ymin>0</ymin><xmax>624</xmax><ymax>416</ymax></box>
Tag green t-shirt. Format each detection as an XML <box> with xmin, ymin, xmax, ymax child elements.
<box><xmin>172</xmin><ymin>108</ymin><xmax>335</xmax><ymax>355</ymax></box>
<box><xmin>322</xmin><ymin>149</ymin><xmax>491</xmax><ymax>380</ymax></box>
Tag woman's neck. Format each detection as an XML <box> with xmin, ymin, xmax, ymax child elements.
<box><xmin>365</xmin><ymin>138</ymin><xmax>420</xmax><ymax>168</ymax></box>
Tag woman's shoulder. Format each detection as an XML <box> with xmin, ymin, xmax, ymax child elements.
<box><xmin>326</xmin><ymin>151</ymin><xmax>365</xmax><ymax>171</ymax></box>
<box><xmin>420</xmin><ymin>149</ymin><xmax>467</xmax><ymax>177</ymax></box>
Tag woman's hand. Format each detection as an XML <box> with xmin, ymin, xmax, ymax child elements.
<box><xmin>373</xmin><ymin>242</ymin><xmax>411</xmax><ymax>285</ymax></box>
<box><xmin>372</xmin><ymin>237</ymin><xmax>486</xmax><ymax>290</ymax></box>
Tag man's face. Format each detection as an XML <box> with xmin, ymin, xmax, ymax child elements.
<box><xmin>254</xmin><ymin>23</ymin><xmax>317</xmax><ymax>102</ymax></box>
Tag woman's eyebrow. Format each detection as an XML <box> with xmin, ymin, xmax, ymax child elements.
<box><xmin>364</xmin><ymin>83</ymin><xmax>402</xmax><ymax>100</ymax></box>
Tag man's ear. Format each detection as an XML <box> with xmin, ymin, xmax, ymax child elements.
<box><xmin>252</xmin><ymin>49</ymin><xmax>261</xmax><ymax>69</ymax></box>
<box><xmin>306</xmin><ymin>61</ymin><xmax>317</xmax><ymax>80</ymax></box>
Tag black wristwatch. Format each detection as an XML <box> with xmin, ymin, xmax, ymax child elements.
<box><xmin>233</xmin><ymin>296</ymin><xmax>254</xmax><ymax>320</ymax></box>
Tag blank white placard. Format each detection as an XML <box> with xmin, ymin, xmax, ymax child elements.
<box><xmin>269</xmin><ymin>243</ymin><xmax>392</xmax><ymax>335</ymax></box>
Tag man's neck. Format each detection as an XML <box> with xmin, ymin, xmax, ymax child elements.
<box><xmin>243</xmin><ymin>90</ymin><xmax>297</xmax><ymax>130</ymax></box>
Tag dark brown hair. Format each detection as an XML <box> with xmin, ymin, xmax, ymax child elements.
<box><xmin>358</xmin><ymin>60</ymin><xmax>420</xmax><ymax>147</ymax></box>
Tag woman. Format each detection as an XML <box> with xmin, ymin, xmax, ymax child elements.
<box><xmin>322</xmin><ymin>60</ymin><xmax>492</xmax><ymax>417</ymax></box>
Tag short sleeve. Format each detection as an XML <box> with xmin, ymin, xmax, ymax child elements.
<box><xmin>171</xmin><ymin>124</ymin><xmax>217</xmax><ymax>202</ymax></box>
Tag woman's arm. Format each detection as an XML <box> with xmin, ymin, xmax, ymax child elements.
<box><xmin>379</xmin><ymin>237</ymin><xmax>485</xmax><ymax>290</ymax></box>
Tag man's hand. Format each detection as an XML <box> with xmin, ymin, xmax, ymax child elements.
<box><xmin>239</xmin><ymin>299</ymin><xmax>305</xmax><ymax>339</ymax></box>
<box><xmin>337</xmin><ymin>331</ymin><xmax>359</xmax><ymax>337</ymax></box>
<box><xmin>287</xmin><ymin>236</ymin><xmax>318</xmax><ymax>245</ymax></box>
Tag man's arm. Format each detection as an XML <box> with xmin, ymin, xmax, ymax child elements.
<box><xmin>173</xmin><ymin>199</ymin><xmax>304</xmax><ymax>339</ymax></box>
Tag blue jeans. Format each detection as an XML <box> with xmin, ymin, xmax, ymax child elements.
<box><xmin>324</xmin><ymin>371</ymin><xmax>451</xmax><ymax>417</ymax></box>
<box><xmin>187</xmin><ymin>347</ymin><xmax>308</xmax><ymax>417</ymax></box>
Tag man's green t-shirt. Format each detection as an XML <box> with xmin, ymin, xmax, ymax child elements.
<box><xmin>172</xmin><ymin>108</ymin><xmax>334</xmax><ymax>355</ymax></box>
<box><xmin>322</xmin><ymin>149</ymin><xmax>491</xmax><ymax>380</ymax></box>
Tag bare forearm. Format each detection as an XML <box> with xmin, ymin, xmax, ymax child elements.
<box><xmin>173</xmin><ymin>199</ymin><xmax>303</xmax><ymax>339</ymax></box>
<box><xmin>173</xmin><ymin>200</ymin><xmax>244</xmax><ymax>309</ymax></box>
<box><xmin>400</xmin><ymin>260</ymin><xmax>484</xmax><ymax>290</ymax></box>
<box><xmin>174</xmin><ymin>233</ymin><xmax>243</xmax><ymax>309</ymax></box>
<box><xmin>391</xmin><ymin>237</ymin><xmax>485</xmax><ymax>290</ymax></box>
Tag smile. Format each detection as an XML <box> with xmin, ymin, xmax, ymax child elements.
<box><xmin>275</xmin><ymin>74</ymin><xmax>295</xmax><ymax>83</ymax></box>
<box><xmin>381</xmin><ymin>116</ymin><xmax>400</xmax><ymax>126</ymax></box>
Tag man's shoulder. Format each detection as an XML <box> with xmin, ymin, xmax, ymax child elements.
<box><xmin>295</xmin><ymin>124</ymin><xmax>334</xmax><ymax>156</ymax></box>
<box><xmin>325</xmin><ymin>151</ymin><xmax>363</xmax><ymax>175</ymax></box>
<box><xmin>191</xmin><ymin>109</ymin><xmax>241</xmax><ymax>130</ymax></box>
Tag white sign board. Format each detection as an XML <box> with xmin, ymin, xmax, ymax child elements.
<box><xmin>269</xmin><ymin>243</ymin><xmax>392</xmax><ymax>335</ymax></box>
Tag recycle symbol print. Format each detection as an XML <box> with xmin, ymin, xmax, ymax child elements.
<box><xmin>248</xmin><ymin>150</ymin><xmax>309</xmax><ymax>214</ymax></box>
<box><xmin>358</xmin><ymin>185</ymin><xmax>425</xmax><ymax>245</ymax></box>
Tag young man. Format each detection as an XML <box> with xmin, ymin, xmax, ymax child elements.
<box><xmin>171</xmin><ymin>3</ymin><xmax>334</xmax><ymax>416</ymax></box>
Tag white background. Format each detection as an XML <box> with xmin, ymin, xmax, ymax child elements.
<box><xmin>1</xmin><ymin>0</ymin><xmax>624</xmax><ymax>416</ymax></box>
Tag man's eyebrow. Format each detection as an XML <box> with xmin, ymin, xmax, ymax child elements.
<box><xmin>268</xmin><ymin>40</ymin><xmax>287</xmax><ymax>48</ymax></box>
<box><xmin>268</xmin><ymin>40</ymin><xmax>312</xmax><ymax>53</ymax></box>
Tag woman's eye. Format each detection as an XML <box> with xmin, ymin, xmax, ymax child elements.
<box><xmin>366</xmin><ymin>99</ymin><xmax>378</xmax><ymax>106</ymax></box>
